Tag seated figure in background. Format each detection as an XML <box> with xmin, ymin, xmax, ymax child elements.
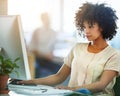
<box><xmin>29</xmin><ymin>12</ymin><xmax>61</xmax><ymax>78</ymax></box>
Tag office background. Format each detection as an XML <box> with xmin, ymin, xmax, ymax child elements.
<box><xmin>0</xmin><ymin>0</ymin><xmax>120</xmax><ymax>85</ymax></box>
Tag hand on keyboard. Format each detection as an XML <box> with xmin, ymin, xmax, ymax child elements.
<box><xmin>9</xmin><ymin>79</ymin><xmax>23</xmax><ymax>85</ymax></box>
<box><xmin>9</xmin><ymin>79</ymin><xmax>36</xmax><ymax>86</ymax></box>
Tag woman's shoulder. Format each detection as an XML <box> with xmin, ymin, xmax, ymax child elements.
<box><xmin>72</xmin><ymin>42</ymin><xmax>89</xmax><ymax>51</ymax></box>
<box><xmin>107</xmin><ymin>45</ymin><xmax>120</xmax><ymax>56</ymax></box>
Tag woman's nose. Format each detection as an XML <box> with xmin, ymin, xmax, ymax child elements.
<box><xmin>84</xmin><ymin>28</ymin><xmax>90</xmax><ymax>34</ymax></box>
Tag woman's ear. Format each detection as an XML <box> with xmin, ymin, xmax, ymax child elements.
<box><xmin>99</xmin><ymin>26</ymin><xmax>103</xmax><ymax>33</ymax></box>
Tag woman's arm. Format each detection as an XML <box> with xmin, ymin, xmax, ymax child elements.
<box><xmin>57</xmin><ymin>70</ymin><xmax>117</xmax><ymax>93</ymax></box>
<box><xmin>19</xmin><ymin>64</ymin><xmax>71</xmax><ymax>86</ymax></box>
<box><xmin>77</xmin><ymin>70</ymin><xmax>117</xmax><ymax>93</ymax></box>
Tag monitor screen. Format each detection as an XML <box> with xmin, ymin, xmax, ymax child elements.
<box><xmin>0</xmin><ymin>15</ymin><xmax>31</xmax><ymax>80</ymax></box>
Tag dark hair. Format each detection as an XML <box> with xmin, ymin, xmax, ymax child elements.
<box><xmin>75</xmin><ymin>2</ymin><xmax>118</xmax><ymax>40</ymax></box>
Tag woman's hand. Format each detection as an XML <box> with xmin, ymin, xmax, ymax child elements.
<box><xmin>56</xmin><ymin>85</ymin><xmax>75</xmax><ymax>91</ymax></box>
<box><xmin>18</xmin><ymin>80</ymin><xmax>34</xmax><ymax>85</ymax></box>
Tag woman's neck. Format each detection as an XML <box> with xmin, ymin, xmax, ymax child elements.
<box><xmin>88</xmin><ymin>39</ymin><xmax>108</xmax><ymax>53</ymax></box>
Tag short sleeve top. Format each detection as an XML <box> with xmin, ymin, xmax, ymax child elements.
<box><xmin>64</xmin><ymin>43</ymin><xmax>120</xmax><ymax>95</ymax></box>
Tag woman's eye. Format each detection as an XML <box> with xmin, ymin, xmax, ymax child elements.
<box><xmin>88</xmin><ymin>25</ymin><xmax>92</xmax><ymax>28</ymax></box>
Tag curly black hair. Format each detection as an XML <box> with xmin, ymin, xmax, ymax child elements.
<box><xmin>75</xmin><ymin>2</ymin><xmax>118</xmax><ymax>40</ymax></box>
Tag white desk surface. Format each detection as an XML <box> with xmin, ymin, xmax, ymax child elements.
<box><xmin>0</xmin><ymin>91</ymin><xmax>92</xmax><ymax>96</ymax></box>
<box><xmin>0</xmin><ymin>91</ymin><xmax>70</xmax><ymax>96</ymax></box>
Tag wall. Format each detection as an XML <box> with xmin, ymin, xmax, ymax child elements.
<box><xmin>0</xmin><ymin>0</ymin><xmax>7</xmax><ymax>15</ymax></box>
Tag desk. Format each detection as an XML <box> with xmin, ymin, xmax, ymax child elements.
<box><xmin>0</xmin><ymin>91</ymin><xmax>93</xmax><ymax>96</ymax></box>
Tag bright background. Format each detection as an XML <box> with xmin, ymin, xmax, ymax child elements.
<box><xmin>8</xmin><ymin>0</ymin><xmax>120</xmax><ymax>44</ymax></box>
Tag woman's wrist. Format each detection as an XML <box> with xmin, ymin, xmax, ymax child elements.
<box><xmin>70</xmin><ymin>86</ymin><xmax>80</xmax><ymax>91</ymax></box>
<box><xmin>31</xmin><ymin>79</ymin><xmax>37</xmax><ymax>84</ymax></box>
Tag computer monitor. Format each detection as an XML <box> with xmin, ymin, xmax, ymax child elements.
<box><xmin>0</xmin><ymin>15</ymin><xmax>31</xmax><ymax>80</ymax></box>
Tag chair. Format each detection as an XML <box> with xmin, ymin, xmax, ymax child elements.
<box><xmin>113</xmin><ymin>76</ymin><xmax>120</xmax><ymax>96</ymax></box>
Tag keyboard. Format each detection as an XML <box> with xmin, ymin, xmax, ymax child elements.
<box><xmin>8</xmin><ymin>84</ymin><xmax>73</xmax><ymax>95</ymax></box>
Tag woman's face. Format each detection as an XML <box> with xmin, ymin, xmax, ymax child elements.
<box><xmin>83</xmin><ymin>21</ymin><xmax>103</xmax><ymax>41</ymax></box>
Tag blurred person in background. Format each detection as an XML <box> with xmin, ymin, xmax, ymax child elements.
<box><xmin>29</xmin><ymin>12</ymin><xmax>61</xmax><ymax>78</ymax></box>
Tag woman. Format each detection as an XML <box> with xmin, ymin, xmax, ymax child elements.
<box><xmin>19</xmin><ymin>2</ymin><xmax>120</xmax><ymax>95</ymax></box>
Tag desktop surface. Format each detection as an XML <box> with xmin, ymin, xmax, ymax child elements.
<box><xmin>7</xmin><ymin>91</ymin><xmax>92</xmax><ymax>96</ymax></box>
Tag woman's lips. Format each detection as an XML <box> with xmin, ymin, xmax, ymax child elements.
<box><xmin>85</xmin><ymin>34</ymin><xmax>91</xmax><ymax>38</ymax></box>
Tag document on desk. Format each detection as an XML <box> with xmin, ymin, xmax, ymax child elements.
<box><xmin>8</xmin><ymin>84</ymin><xmax>73</xmax><ymax>95</ymax></box>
